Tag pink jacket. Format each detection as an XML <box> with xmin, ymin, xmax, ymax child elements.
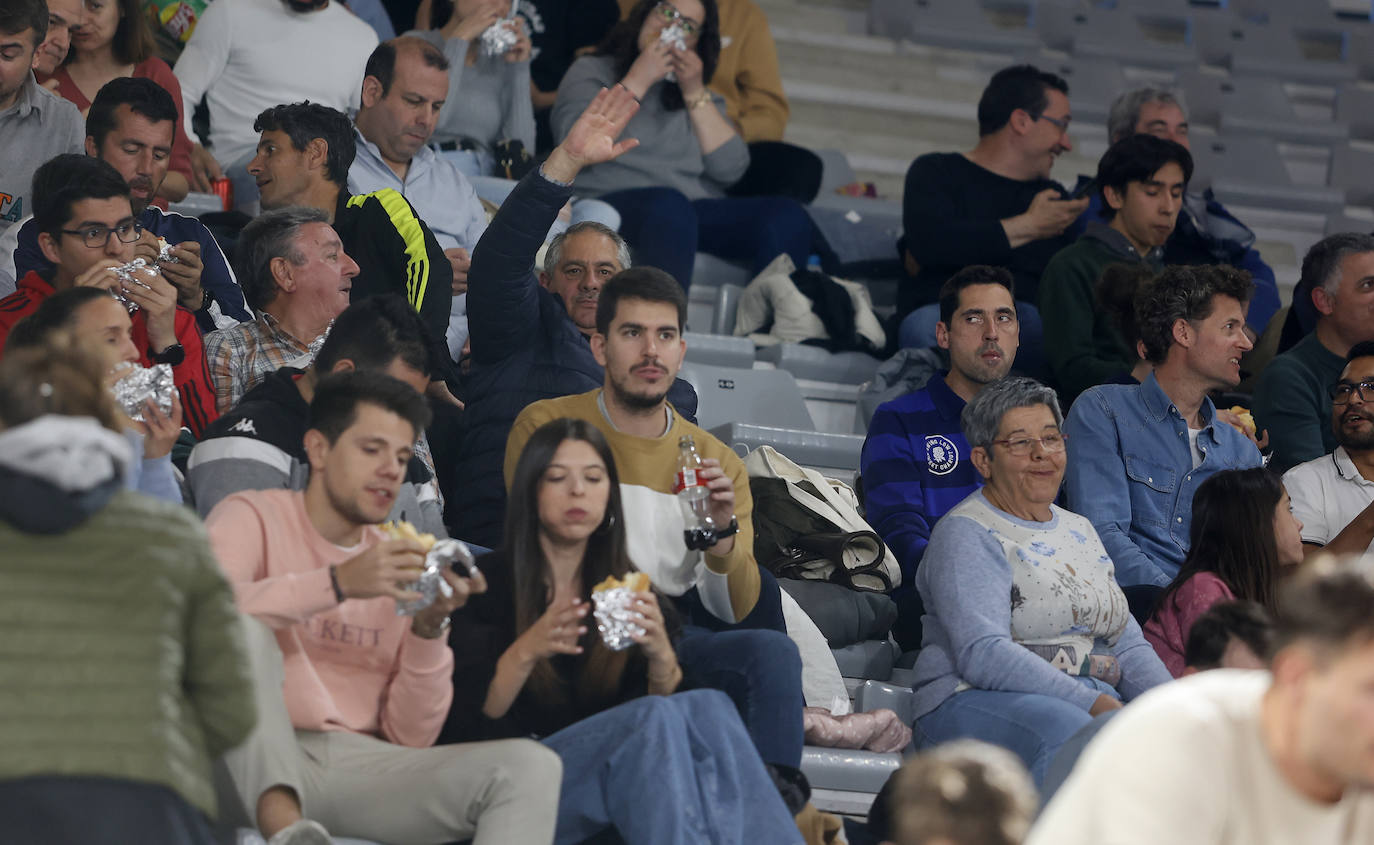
<box><xmin>1143</xmin><ymin>571</ymin><xmax>1235</xmax><ymax>677</ymax></box>
<box><xmin>206</xmin><ymin>489</ymin><xmax>452</xmax><ymax>747</ymax></box>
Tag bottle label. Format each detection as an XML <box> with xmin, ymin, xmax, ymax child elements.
<box><xmin>674</xmin><ymin>469</ymin><xmax>700</xmax><ymax>492</ymax></box>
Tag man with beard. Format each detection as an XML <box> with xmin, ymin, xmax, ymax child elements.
<box><xmin>504</xmin><ymin>268</ymin><xmax>817</xmax><ymax>828</ymax></box>
<box><xmin>171</xmin><ymin>0</ymin><xmax>377</xmax><ymax>210</ymax></box>
<box><xmin>1283</xmin><ymin>343</ymin><xmax>1374</xmax><ymax>563</ymax></box>
<box><xmin>1065</xmin><ymin>264</ymin><xmax>1262</xmax><ymax>589</ymax></box>
<box><xmin>861</xmin><ymin>265</ymin><xmax>1021</xmax><ymax>650</ymax></box>
<box><xmin>1254</xmin><ymin>234</ymin><xmax>1374</xmax><ymax>474</ymax></box>
<box><xmin>3</xmin><ymin>78</ymin><xmax>250</xmax><ymax>329</ymax></box>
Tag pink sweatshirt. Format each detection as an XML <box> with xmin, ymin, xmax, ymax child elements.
<box><xmin>206</xmin><ymin>489</ymin><xmax>452</xmax><ymax>747</ymax></box>
<box><xmin>1143</xmin><ymin>571</ymin><xmax>1235</xmax><ymax>678</ymax></box>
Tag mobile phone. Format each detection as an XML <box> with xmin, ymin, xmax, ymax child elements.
<box><xmin>1069</xmin><ymin>178</ymin><xmax>1098</xmax><ymax>200</ymax></box>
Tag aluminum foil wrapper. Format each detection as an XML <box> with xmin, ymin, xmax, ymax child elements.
<box><xmin>592</xmin><ymin>587</ymin><xmax>645</xmax><ymax>651</ymax></box>
<box><xmin>395</xmin><ymin>538</ymin><xmax>476</xmax><ymax>615</ymax></box>
<box><xmin>480</xmin><ymin>20</ymin><xmax>518</xmax><ymax>56</ymax></box>
<box><xmin>111</xmin><ymin>258</ymin><xmax>156</xmax><ymax>313</ymax></box>
<box><xmin>111</xmin><ymin>362</ymin><xmax>174</xmax><ymax>422</ymax></box>
<box><xmin>660</xmin><ymin>22</ymin><xmax>687</xmax><ymax>82</ymax></box>
<box><xmin>156</xmin><ymin>238</ymin><xmax>178</xmax><ymax>264</ymax></box>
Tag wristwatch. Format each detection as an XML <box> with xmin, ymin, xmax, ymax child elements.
<box><xmin>715</xmin><ymin>516</ymin><xmax>740</xmax><ymax>540</ymax></box>
<box><xmin>149</xmin><ymin>342</ymin><xmax>185</xmax><ymax>366</ymax></box>
<box><xmin>195</xmin><ymin>288</ymin><xmax>213</xmax><ymax>312</ymax></box>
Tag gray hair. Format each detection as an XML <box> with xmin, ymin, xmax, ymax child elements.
<box><xmin>961</xmin><ymin>376</ymin><xmax>1063</xmax><ymax>450</ymax></box>
<box><xmin>543</xmin><ymin>221</ymin><xmax>631</xmax><ymax>275</ymax></box>
<box><xmin>234</xmin><ymin>206</ymin><xmax>331</xmax><ymax>312</ymax></box>
<box><xmin>1300</xmin><ymin>232</ymin><xmax>1374</xmax><ymax>299</ymax></box>
<box><xmin>1107</xmin><ymin>87</ymin><xmax>1188</xmax><ymax>144</ymax></box>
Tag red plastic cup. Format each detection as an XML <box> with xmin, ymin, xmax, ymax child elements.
<box><xmin>210</xmin><ymin>176</ymin><xmax>233</xmax><ymax>212</ymax></box>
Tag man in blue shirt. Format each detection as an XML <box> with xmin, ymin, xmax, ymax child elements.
<box><xmin>3</xmin><ymin>77</ymin><xmax>249</xmax><ymax>332</ymax></box>
<box><xmin>862</xmin><ymin>265</ymin><xmax>1020</xmax><ymax>649</ymax></box>
<box><xmin>1065</xmin><ymin>264</ymin><xmax>1262</xmax><ymax>590</ymax></box>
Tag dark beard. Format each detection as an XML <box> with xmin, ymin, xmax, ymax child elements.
<box><xmin>608</xmin><ymin>375</ymin><xmax>670</xmax><ymax>411</ymax></box>
<box><xmin>1338</xmin><ymin>424</ymin><xmax>1374</xmax><ymax>452</ymax></box>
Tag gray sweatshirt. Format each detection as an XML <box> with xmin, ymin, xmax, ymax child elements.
<box><xmin>551</xmin><ymin>55</ymin><xmax>750</xmax><ymax>199</ymax></box>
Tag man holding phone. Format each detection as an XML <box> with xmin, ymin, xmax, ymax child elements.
<box><xmin>897</xmin><ymin>64</ymin><xmax>1089</xmax><ymax>368</ymax></box>
<box><xmin>1038</xmin><ymin>134</ymin><xmax>1191</xmax><ymax>404</ymax></box>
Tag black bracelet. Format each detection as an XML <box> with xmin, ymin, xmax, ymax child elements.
<box><xmin>328</xmin><ymin>565</ymin><xmax>345</xmax><ymax>603</ymax></box>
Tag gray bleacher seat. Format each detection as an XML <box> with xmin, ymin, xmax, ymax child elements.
<box><xmin>689</xmin><ymin>252</ymin><xmax>752</xmax><ymax>292</ymax></box>
<box><xmin>1177</xmin><ymin>70</ymin><xmax>1349</xmax><ymax>145</ymax></box>
<box><xmin>1325</xmin><ymin>211</ymin><xmax>1374</xmax><ymax>235</ymax></box>
<box><xmin>710</xmin><ymin>422</ymin><xmax>865</xmax><ymax>474</ymax></box>
<box><xmin>802</xmin><ymin>747</ymin><xmax>903</xmax><ymax>815</ymax></box>
<box><xmin>1037</xmin><ymin>0</ymin><xmax>1197</xmax><ymax>70</ymax></box>
<box><xmin>678</xmin><ymin>362</ymin><xmax>815</xmax><ymax>431</ymax></box>
<box><xmin>686</xmin><ymin>284</ymin><xmax>717</xmax><ymax>335</ymax></box>
<box><xmin>712</xmin><ymin>283</ymin><xmax>744</xmax><ymax>335</ymax></box>
<box><xmin>1329</xmin><ymin>142</ymin><xmax>1374</xmax><ymax>206</ymax></box>
<box><xmin>236</xmin><ymin>831</ymin><xmax>379</xmax><ymax>845</ymax></box>
<box><xmin>868</xmin><ymin>0</ymin><xmax>1040</xmax><ymax>54</ymax></box>
<box><xmin>756</xmin><ymin>343</ymin><xmax>883</xmax><ymax>385</ymax></box>
<box><xmin>1195</xmin><ymin>16</ymin><xmax>1356</xmax><ymax>83</ymax></box>
<box><xmin>1336</xmin><ymin>82</ymin><xmax>1374</xmax><ymax>141</ymax></box>
<box><xmin>1189</xmin><ymin>134</ymin><xmax>1344</xmax><ymax>213</ymax></box>
<box><xmin>682</xmin><ymin>331</ymin><xmax>755</xmax><ymax>368</ymax></box>
<box><xmin>830</xmin><ymin>638</ymin><xmax>901</xmax><ymax>680</ymax></box>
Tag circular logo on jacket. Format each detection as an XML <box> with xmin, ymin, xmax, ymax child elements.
<box><xmin>925</xmin><ymin>435</ymin><xmax>959</xmax><ymax>476</ymax></box>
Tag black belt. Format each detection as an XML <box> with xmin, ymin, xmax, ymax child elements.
<box><xmin>436</xmin><ymin>138</ymin><xmax>482</xmax><ymax>153</ymax></box>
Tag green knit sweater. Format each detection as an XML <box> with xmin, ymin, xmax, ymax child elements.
<box><xmin>1039</xmin><ymin>228</ymin><xmax>1162</xmax><ymax>402</ymax></box>
<box><xmin>0</xmin><ymin>490</ymin><xmax>256</xmax><ymax>818</ymax></box>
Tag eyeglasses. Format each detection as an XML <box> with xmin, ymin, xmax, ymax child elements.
<box><xmin>1037</xmin><ymin>113</ymin><xmax>1071</xmax><ymax>132</ymax></box>
<box><xmin>991</xmin><ymin>433</ymin><xmax>1068</xmax><ymax>456</ymax></box>
<box><xmin>61</xmin><ymin>220</ymin><xmax>144</xmax><ymax>249</ymax></box>
<box><xmin>653</xmin><ymin>1</ymin><xmax>700</xmax><ymax>38</ymax></box>
<box><xmin>1329</xmin><ymin>380</ymin><xmax>1374</xmax><ymax>404</ymax></box>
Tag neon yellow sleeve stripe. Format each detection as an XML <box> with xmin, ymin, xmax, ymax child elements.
<box><xmin>347</xmin><ymin>189</ymin><xmax>430</xmax><ymax>312</ymax></box>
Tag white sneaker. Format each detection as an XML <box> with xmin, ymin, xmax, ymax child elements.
<box><xmin>266</xmin><ymin>819</ymin><xmax>333</xmax><ymax>845</ymax></box>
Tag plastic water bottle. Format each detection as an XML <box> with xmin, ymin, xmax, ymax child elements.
<box><xmin>674</xmin><ymin>435</ymin><xmax>718</xmax><ymax>550</ymax></box>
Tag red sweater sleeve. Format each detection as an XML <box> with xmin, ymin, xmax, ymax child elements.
<box><xmin>133</xmin><ymin>307</ymin><xmax>219</xmax><ymax>438</ymax></box>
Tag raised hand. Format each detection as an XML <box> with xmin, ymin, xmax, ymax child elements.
<box><xmin>545</xmin><ymin>85</ymin><xmax>641</xmax><ymax>182</ymax></box>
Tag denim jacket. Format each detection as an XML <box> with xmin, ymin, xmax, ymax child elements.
<box><xmin>1063</xmin><ymin>374</ymin><xmax>1262</xmax><ymax>589</ymax></box>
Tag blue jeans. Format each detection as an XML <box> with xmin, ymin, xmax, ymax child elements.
<box><xmin>600</xmin><ymin>188</ymin><xmax>815</xmax><ymax>290</ymax></box>
<box><xmin>913</xmin><ymin>677</ymin><xmax>1118</xmax><ymax>787</ymax></box>
<box><xmin>541</xmin><ymin>691</ymin><xmax>801</xmax><ymax>845</ymax></box>
<box><xmin>898</xmin><ymin>301</ymin><xmax>1048</xmax><ymax>382</ymax></box>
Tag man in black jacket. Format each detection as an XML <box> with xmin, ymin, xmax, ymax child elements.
<box><xmin>245</xmin><ymin>102</ymin><xmax>454</xmax><ymax>360</ymax></box>
<box><xmin>449</xmin><ymin>84</ymin><xmax>698</xmax><ymax>546</ymax></box>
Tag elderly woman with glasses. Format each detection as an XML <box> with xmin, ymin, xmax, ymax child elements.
<box><xmin>908</xmin><ymin>376</ymin><xmax>1171</xmax><ymax>787</ymax></box>
<box><xmin>549</xmin><ymin>0</ymin><xmax>818</xmax><ymax>290</ymax></box>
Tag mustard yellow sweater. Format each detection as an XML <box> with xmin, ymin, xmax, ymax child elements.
<box><xmin>507</xmin><ymin>389</ymin><xmax>761</xmax><ymax>622</ymax></box>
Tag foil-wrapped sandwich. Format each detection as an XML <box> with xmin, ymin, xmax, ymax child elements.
<box><xmin>590</xmin><ymin>572</ymin><xmax>650</xmax><ymax>651</ymax></box>
<box><xmin>383</xmin><ymin>520</ymin><xmax>478</xmax><ymax>616</ymax></box>
<box><xmin>659</xmin><ymin>22</ymin><xmax>688</xmax><ymax>82</ymax></box>
<box><xmin>110</xmin><ymin>362</ymin><xmax>174</xmax><ymax>423</ymax></box>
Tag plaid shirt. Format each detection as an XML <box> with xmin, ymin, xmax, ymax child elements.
<box><xmin>204</xmin><ymin>312</ymin><xmax>325</xmax><ymax>414</ymax></box>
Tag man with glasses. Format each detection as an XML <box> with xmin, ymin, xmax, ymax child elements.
<box><xmin>1064</xmin><ymin>264</ymin><xmax>1261</xmax><ymax>590</ymax></box>
<box><xmin>1254</xmin><ymin>233</ymin><xmax>1374</xmax><ymax>473</ymax></box>
<box><xmin>0</xmin><ymin>154</ymin><xmax>218</xmax><ymax>435</ymax></box>
<box><xmin>2</xmin><ymin>78</ymin><xmax>250</xmax><ymax>330</ymax></box>
<box><xmin>862</xmin><ymin>265</ymin><xmax>1020</xmax><ymax>650</ymax></box>
<box><xmin>897</xmin><ymin>64</ymin><xmax>1089</xmax><ymax>348</ymax></box>
<box><xmin>1283</xmin><ymin>342</ymin><xmax>1374</xmax><ymax>562</ymax></box>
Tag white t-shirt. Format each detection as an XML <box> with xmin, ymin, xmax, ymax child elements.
<box><xmin>172</xmin><ymin>0</ymin><xmax>378</xmax><ymax>167</ymax></box>
<box><xmin>1187</xmin><ymin>426</ymin><xmax>1204</xmax><ymax>469</ymax></box>
<box><xmin>1030</xmin><ymin>671</ymin><xmax>1374</xmax><ymax>845</ymax></box>
<box><xmin>1284</xmin><ymin>448</ymin><xmax>1374</xmax><ymax>556</ymax></box>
